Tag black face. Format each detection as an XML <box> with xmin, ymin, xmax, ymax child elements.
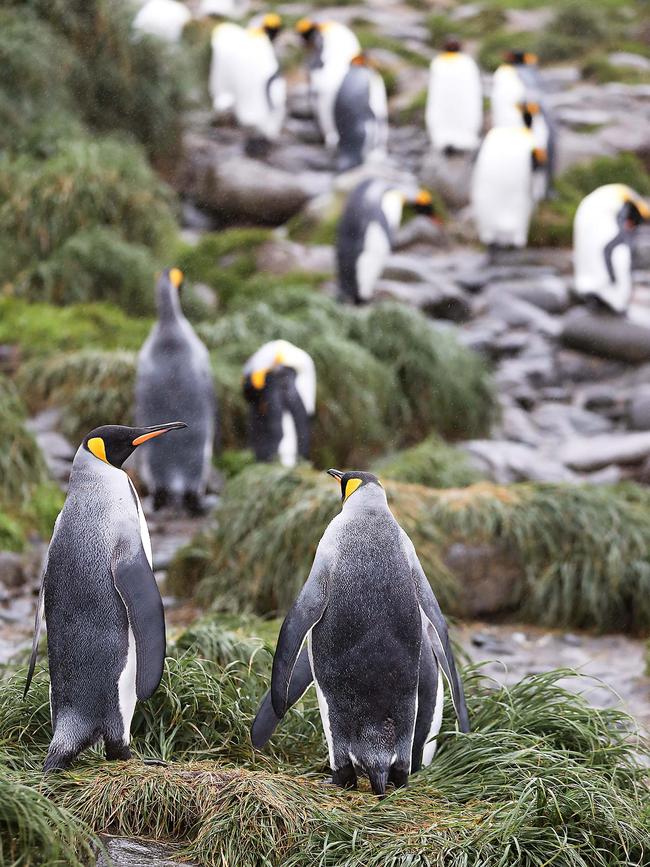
<box><xmin>327</xmin><ymin>469</ymin><xmax>382</xmax><ymax>501</ymax></box>
<box><xmin>298</xmin><ymin>24</ymin><xmax>317</xmax><ymax>43</ymax></box>
<box><xmin>83</xmin><ymin>422</ymin><xmax>187</xmax><ymax>468</ymax></box>
<box><xmin>443</xmin><ymin>37</ymin><xmax>461</xmax><ymax>52</ymax></box>
<box><xmin>414</xmin><ymin>200</ymin><xmax>434</xmax><ymax>217</ymax></box>
<box><xmin>264</xmin><ymin>24</ymin><xmax>282</xmax><ymax>41</ymax></box>
<box><xmin>622</xmin><ymin>200</ymin><xmax>646</xmax><ymax>229</ymax></box>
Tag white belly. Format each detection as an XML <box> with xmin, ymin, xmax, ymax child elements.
<box><xmin>422</xmin><ymin>672</ymin><xmax>445</xmax><ymax>766</ymax></box>
<box><xmin>278</xmin><ymin>411</ymin><xmax>298</xmax><ymax>467</ymax></box>
<box><xmin>117</xmin><ymin>627</ymin><xmax>137</xmax><ymax>743</ymax></box>
<box><xmin>357</xmin><ymin>222</ymin><xmax>391</xmax><ymax>300</ymax></box>
<box><xmin>308</xmin><ymin>632</ymin><xmax>336</xmax><ymax>768</ymax></box>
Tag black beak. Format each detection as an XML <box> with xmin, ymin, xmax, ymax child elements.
<box><xmin>327</xmin><ymin>468</ymin><xmax>344</xmax><ymax>480</ymax></box>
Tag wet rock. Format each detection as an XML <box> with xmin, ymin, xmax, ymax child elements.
<box><xmin>97</xmin><ymin>836</ymin><xmax>194</xmax><ymax>867</ymax></box>
<box><xmin>375</xmin><ymin>279</ymin><xmax>472</xmax><ymax>322</ymax></box>
<box><xmin>470</xmin><ymin>629</ymin><xmax>515</xmax><ymax>655</ymax></box>
<box><xmin>419</xmin><ymin>149</ymin><xmax>475</xmax><ymax>209</ymax></box>
<box><xmin>558</xmin><ymin>431</ymin><xmax>650</xmax><ymax>471</ymax></box>
<box><xmin>0</xmin><ymin>553</ymin><xmax>24</xmax><ymax>590</ymax></box>
<box><xmin>445</xmin><ymin>544</ymin><xmax>521</xmax><ymax>619</ymax></box>
<box><xmin>555</xmin><ymin>348</ymin><xmax>626</xmax><ymax>384</ymax></box>
<box><xmin>394</xmin><ymin>215</ymin><xmax>446</xmax><ymax>249</ymax></box>
<box><xmin>484</xmin><ymin>275</ymin><xmax>571</xmax><ymax>314</ymax></box>
<box><xmin>461</xmin><ymin>440</ymin><xmax>577</xmax><ymax>484</ymax></box>
<box><xmin>255</xmin><ymin>240</ymin><xmax>334</xmax><ymax>275</ymax></box>
<box><xmin>496</xmin><ymin>401</ymin><xmax>543</xmax><ymax>446</ymax></box>
<box><xmin>478</xmin><ymin>294</ymin><xmax>562</xmax><ymax>337</ymax></box>
<box><xmin>627</xmin><ymin>384</ymin><xmax>650</xmax><ymax>431</ymax></box>
<box><xmin>531</xmin><ymin>403</ymin><xmax>613</xmax><ymax>439</ymax></box>
<box><xmin>608</xmin><ymin>51</ymin><xmax>650</xmax><ymax>71</ymax></box>
<box><xmin>561</xmin><ymin>308</ymin><xmax>650</xmax><ymax>363</ymax></box>
<box><xmin>177</xmin><ymin>133</ymin><xmax>328</xmax><ymax>226</ymax></box>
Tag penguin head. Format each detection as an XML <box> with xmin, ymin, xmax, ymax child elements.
<box><xmin>504</xmin><ymin>50</ymin><xmax>537</xmax><ymax>66</ymax></box>
<box><xmin>262</xmin><ymin>13</ymin><xmax>282</xmax><ymax>41</ymax></box>
<box><xmin>83</xmin><ymin>422</ymin><xmax>187</xmax><ymax>469</ymax></box>
<box><xmin>518</xmin><ymin>101</ymin><xmax>539</xmax><ymax>129</ymax></box>
<box><xmin>622</xmin><ymin>192</ymin><xmax>650</xmax><ymax>229</ymax></box>
<box><xmin>296</xmin><ymin>17</ymin><xmax>318</xmax><ymax>43</ymax></box>
<box><xmin>442</xmin><ymin>37</ymin><xmax>462</xmax><ymax>53</ymax></box>
<box><xmin>404</xmin><ymin>189</ymin><xmax>441</xmax><ymax>224</ymax></box>
<box><xmin>327</xmin><ymin>469</ymin><xmax>382</xmax><ymax>503</ymax></box>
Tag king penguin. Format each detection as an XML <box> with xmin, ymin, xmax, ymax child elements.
<box><xmin>132</xmin><ymin>0</ymin><xmax>191</xmax><ymax>43</ymax></box>
<box><xmin>209</xmin><ymin>14</ymin><xmax>285</xmax><ymax>143</ymax></box>
<box><xmin>25</xmin><ymin>421</ymin><xmax>186</xmax><ymax>772</ymax></box>
<box><xmin>337</xmin><ymin>180</ymin><xmax>436</xmax><ymax>304</ymax></box>
<box><xmin>242</xmin><ymin>339</ymin><xmax>316</xmax><ymax>467</ymax></box>
<box><xmin>296</xmin><ymin>18</ymin><xmax>361</xmax><ymax>149</ymax></box>
<box><xmin>471</xmin><ymin>102</ymin><xmax>543</xmax><ymax>250</ymax></box>
<box><xmin>333</xmin><ymin>54</ymin><xmax>388</xmax><ymax>172</ymax></box>
<box><xmin>573</xmin><ymin>184</ymin><xmax>650</xmax><ymax>315</ymax></box>
<box><xmin>426</xmin><ymin>38</ymin><xmax>483</xmax><ymax>153</ymax></box>
<box><xmin>252</xmin><ymin>469</ymin><xmax>469</xmax><ymax>795</ymax></box>
<box><xmin>135</xmin><ymin>268</ymin><xmax>217</xmax><ymax>515</ymax></box>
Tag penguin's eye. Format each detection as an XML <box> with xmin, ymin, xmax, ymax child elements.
<box><xmin>344</xmin><ymin>478</ymin><xmax>363</xmax><ymax>500</ymax></box>
<box><xmin>87</xmin><ymin>437</ymin><xmax>108</xmax><ymax>463</ymax></box>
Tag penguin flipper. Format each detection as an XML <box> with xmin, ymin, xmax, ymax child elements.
<box><xmin>251</xmin><ymin>646</ymin><xmax>313</xmax><ymax>748</ymax></box>
<box><xmin>271</xmin><ymin>554</ymin><xmax>328</xmax><ymax>717</ymax></box>
<box><xmin>401</xmin><ymin>530</ymin><xmax>470</xmax><ymax>733</ymax></box>
<box><xmin>24</xmin><ymin>577</ymin><xmax>46</xmax><ymax>698</ymax></box>
<box><xmin>112</xmin><ymin>547</ymin><xmax>166</xmax><ymax>701</ymax></box>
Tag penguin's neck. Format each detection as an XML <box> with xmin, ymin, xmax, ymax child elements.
<box><xmin>156</xmin><ymin>282</ymin><xmax>183</xmax><ymax>325</ymax></box>
<box><xmin>342</xmin><ymin>485</ymin><xmax>390</xmax><ymax>517</ymax></box>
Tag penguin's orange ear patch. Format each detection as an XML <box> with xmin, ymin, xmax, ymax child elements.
<box><xmin>344</xmin><ymin>478</ymin><xmax>363</xmax><ymax>500</ymax></box>
<box><xmin>88</xmin><ymin>437</ymin><xmax>107</xmax><ymax>463</ymax></box>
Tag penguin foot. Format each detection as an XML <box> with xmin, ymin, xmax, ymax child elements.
<box><xmin>331</xmin><ymin>764</ymin><xmax>358</xmax><ymax>790</ymax></box>
<box><xmin>105</xmin><ymin>741</ymin><xmax>132</xmax><ymax>762</ymax></box>
<box><xmin>183</xmin><ymin>491</ymin><xmax>208</xmax><ymax>517</ymax></box>
<box><xmin>43</xmin><ymin>750</ymin><xmax>78</xmax><ymax>774</ymax></box>
<box><xmin>388</xmin><ymin>766</ymin><xmax>409</xmax><ymax>789</ymax></box>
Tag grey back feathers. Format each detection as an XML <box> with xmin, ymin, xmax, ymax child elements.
<box><xmin>135</xmin><ymin>271</ymin><xmax>217</xmax><ymax>510</ymax></box>
<box><xmin>334</xmin><ymin>64</ymin><xmax>381</xmax><ymax>172</ymax></box>
<box><xmin>337</xmin><ymin>179</ymin><xmax>392</xmax><ymax>303</ymax></box>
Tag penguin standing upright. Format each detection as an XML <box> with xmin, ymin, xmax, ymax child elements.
<box><xmin>426</xmin><ymin>38</ymin><xmax>483</xmax><ymax>153</ymax></box>
<box><xmin>209</xmin><ymin>14</ymin><xmax>285</xmax><ymax>143</ymax></box>
<box><xmin>337</xmin><ymin>180</ymin><xmax>436</xmax><ymax>304</ymax></box>
<box><xmin>491</xmin><ymin>52</ymin><xmax>555</xmax><ymax>199</ymax></box>
<box><xmin>573</xmin><ymin>184</ymin><xmax>650</xmax><ymax>315</ymax></box>
<box><xmin>25</xmin><ymin>422</ymin><xmax>186</xmax><ymax>772</ymax></box>
<box><xmin>252</xmin><ymin>469</ymin><xmax>469</xmax><ymax>795</ymax></box>
<box><xmin>471</xmin><ymin>103</ymin><xmax>543</xmax><ymax>249</ymax></box>
<box><xmin>135</xmin><ymin>268</ymin><xmax>217</xmax><ymax>514</ymax></box>
<box><xmin>242</xmin><ymin>339</ymin><xmax>316</xmax><ymax>467</ymax></box>
<box><xmin>132</xmin><ymin>0</ymin><xmax>191</xmax><ymax>42</ymax></box>
<box><xmin>296</xmin><ymin>18</ymin><xmax>361</xmax><ymax>149</ymax></box>
<box><xmin>334</xmin><ymin>55</ymin><xmax>388</xmax><ymax>172</ymax></box>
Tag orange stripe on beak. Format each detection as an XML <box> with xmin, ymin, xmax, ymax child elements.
<box><xmin>132</xmin><ymin>429</ymin><xmax>168</xmax><ymax>446</ymax></box>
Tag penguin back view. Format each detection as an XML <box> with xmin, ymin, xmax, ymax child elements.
<box><xmin>256</xmin><ymin>469</ymin><xmax>469</xmax><ymax>795</ymax></box>
<box><xmin>26</xmin><ymin>422</ymin><xmax>186</xmax><ymax>772</ymax></box>
<box><xmin>426</xmin><ymin>39</ymin><xmax>482</xmax><ymax>153</ymax></box>
<box><xmin>334</xmin><ymin>56</ymin><xmax>387</xmax><ymax>172</ymax></box>
<box><xmin>135</xmin><ymin>268</ymin><xmax>217</xmax><ymax>514</ymax></box>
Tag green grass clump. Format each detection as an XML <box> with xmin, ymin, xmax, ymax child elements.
<box><xmin>18</xmin><ymin>350</ymin><xmax>137</xmax><ymax>446</ymax></box>
<box><xmin>0</xmin><ymin>298</ymin><xmax>150</xmax><ymax>359</ymax></box>
<box><xmin>0</xmin><ymin>136</ymin><xmax>176</xmax><ymax>311</ymax></box>
<box><xmin>16</xmin><ymin>664</ymin><xmax>648</xmax><ymax>867</ymax></box>
<box><xmin>170</xmin><ymin>466</ymin><xmax>650</xmax><ymax>633</ymax></box>
<box><xmin>530</xmin><ymin>153</ymin><xmax>650</xmax><ymax>247</ymax></box>
<box><xmin>372</xmin><ymin>435</ymin><xmax>485</xmax><ymax>488</ymax></box>
<box><xmin>0</xmin><ymin>377</ymin><xmax>62</xmax><ymax>550</ymax></box>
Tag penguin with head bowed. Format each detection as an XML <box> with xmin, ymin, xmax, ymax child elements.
<box><xmin>471</xmin><ymin>101</ymin><xmax>541</xmax><ymax>251</ymax></box>
<box><xmin>25</xmin><ymin>421</ymin><xmax>186</xmax><ymax>773</ymax></box>
<box><xmin>251</xmin><ymin>469</ymin><xmax>469</xmax><ymax>795</ymax></box>
<box><xmin>296</xmin><ymin>18</ymin><xmax>361</xmax><ymax>149</ymax></box>
<box><xmin>135</xmin><ymin>268</ymin><xmax>217</xmax><ymax>515</ymax></box>
<box><xmin>209</xmin><ymin>13</ymin><xmax>285</xmax><ymax>146</ymax></box>
<box><xmin>333</xmin><ymin>54</ymin><xmax>388</xmax><ymax>173</ymax></box>
<box><xmin>573</xmin><ymin>184</ymin><xmax>650</xmax><ymax>315</ymax></box>
<box><xmin>426</xmin><ymin>37</ymin><xmax>483</xmax><ymax>154</ymax></box>
<box><xmin>132</xmin><ymin>0</ymin><xmax>191</xmax><ymax>43</ymax></box>
<box><xmin>242</xmin><ymin>339</ymin><xmax>316</xmax><ymax>467</ymax></box>
<box><xmin>337</xmin><ymin>180</ymin><xmax>437</xmax><ymax>304</ymax></box>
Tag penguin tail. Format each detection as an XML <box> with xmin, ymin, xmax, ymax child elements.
<box><xmin>367</xmin><ymin>764</ymin><xmax>389</xmax><ymax>797</ymax></box>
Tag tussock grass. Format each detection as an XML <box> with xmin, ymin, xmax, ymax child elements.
<box><xmin>27</xmin><ymin>666</ymin><xmax>650</xmax><ymax>867</ymax></box>
<box><xmin>18</xmin><ymin>350</ymin><xmax>136</xmax><ymax>445</ymax></box>
<box><xmin>170</xmin><ymin>466</ymin><xmax>650</xmax><ymax>633</ymax></box>
<box><xmin>372</xmin><ymin>435</ymin><xmax>484</xmax><ymax>488</ymax></box>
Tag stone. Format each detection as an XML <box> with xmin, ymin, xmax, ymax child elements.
<box><xmin>374</xmin><ymin>279</ymin><xmax>472</xmax><ymax>323</ymax></box>
<box><xmin>608</xmin><ymin>51</ymin><xmax>650</xmax><ymax>71</ymax></box>
<box><xmin>497</xmin><ymin>402</ymin><xmax>544</xmax><ymax>446</ymax></box>
<box><xmin>176</xmin><ymin>133</ymin><xmax>328</xmax><ymax>226</ymax></box>
<box><xmin>445</xmin><ymin>543</ymin><xmax>521</xmax><ymax>619</ymax></box>
<box><xmin>531</xmin><ymin>403</ymin><xmax>613</xmax><ymax>439</ymax></box>
<box><xmin>254</xmin><ymin>240</ymin><xmax>334</xmax><ymax>275</ymax></box>
<box><xmin>483</xmin><ymin>275</ymin><xmax>571</xmax><ymax>314</ymax></box>
<box><xmin>558</xmin><ymin>431</ymin><xmax>650</xmax><ymax>471</ymax></box>
<box><xmin>0</xmin><ymin>553</ymin><xmax>25</xmax><ymax>590</ymax></box>
<box><xmin>561</xmin><ymin>308</ymin><xmax>650</xmax><ymax>363</ymax></box>
<box><xmin>394</xmin><ymin>215</ymin><xmax>446</xmax><ymax>249</ymax></box>
<box><xmin>419</xmin><ymin>149</ymin><xmax>475</xmax><ymax>209</ymax></box>
<box><xmin>96</xmin><ymin>836</ymin><xmax>196</xmax><ymax>867</ymax></box>
<box><xmin>478</xmin><ymin>294</ymin><xmax>562</xmax><ymax>337</ymax></box>
<box><xmin>628</xmin><ymin>384</ymin><xmax>650</xmax><ymax>430</ymax></box>
<box><xmin>461</xmin><ymin>440</ymin><xmax>577</xmax><ymax>484</ymax></box>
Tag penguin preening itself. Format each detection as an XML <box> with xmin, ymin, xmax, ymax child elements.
<box><xmin>242</xmin><ymin>339</ymin><xmax>316</xmax><ymax>467</ymax></box>
<box><xmin>25</xmin><ymin>422</ymin><xmax>186</xmax><ymax>773</ymax></box>
<box><xmin>251</xmin><ymin>470</ymin><xmax>469</xmax><ymax>796</ymax></box>
<box><xmin>426</xmin><ymin>38</ymin><xmax>483</xmax><ymax>153</ymax></box>
<box><xmin>209</xmin><ymin>14</ymin><xmax>285</xmax><ymax>143</ymax></box>
<box><xmin>132</xmin><ymin>0</ymin><xmax>191</xmax><ymax>42</ymax></box>
<box><xmin>135</xmin><ymin>268</ymin><xmax>217</xmax><ymax>515</ymax></box>
<box><xmin>296</xmin><ymin>18</ymin><xmax>361</xmax><ymax>149</ymax></box>
<box><xmin>334</xmin><ymin>54</ymin><xmax>388</xmax><ymax>172</ymax></box>
<box><xmin>337</xmin><ymin>181</ymin><xmax>436</xmax><ymax>304</ymax></box>
<box><xmin>471</xmin><ymin>102</ymin><xmax>544</xmax><ymax>250</ymax></box>
<box><xmin>574</xmin><ymin>184</ymin><xmax>650</xmax><ymax>315</ymax></box>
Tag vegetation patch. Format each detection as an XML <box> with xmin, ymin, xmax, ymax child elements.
<box><xmin>372</xmin><ymin>435</ymin><xmax>485</xmax><ymax>489</ymax></box>
<box><xmin>530</xmin><ymin>153</ymin><xmax>650</xmax><ymax>247</ymax></box>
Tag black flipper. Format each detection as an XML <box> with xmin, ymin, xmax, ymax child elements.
<box><xmin>112</xmin><ymin>546</ymin><xmax>166</xmax><ymax>700</ymax></box>
<box><xmin>411</xmin><ymin>636</ymin><xmax>438</xmax><ymax>773</ymax></box>
<box><xmin>251</xmin><ymin>646</ymin><xmax>313</xmax><ymax>748</ymax></box>
<box><xmin>603</xmin><ymin>230</ymin><xmax>627</xmax><ymax>284</ymax></box>
<box><xmin>24</xmin><ymin>577</ymin><xmax>46</xmax><ymax>698</ymax></box>
<box><xmin>270</xmin><ymin>555</ymin><xmax>328</xmax><ymax>717</ymax></box>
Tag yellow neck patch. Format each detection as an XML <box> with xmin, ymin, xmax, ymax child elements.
<box><xmin>344</xmin><ymin>478</ymin><xmax>363</xmax><ymax>500</ymax></box>
<box><xmin>88</xmin><ymin>437</ymin><xmax>107</xmax><ymax>463</ymax></box>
